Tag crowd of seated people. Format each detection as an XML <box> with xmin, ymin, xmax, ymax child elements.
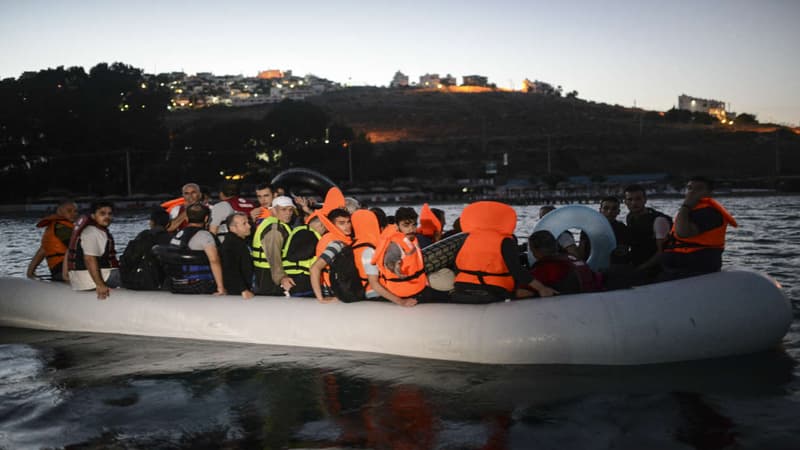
<box><xmin>30</xmin><ymin>176</ymin><xmax>735</xmax><ymax>304</ymax></box>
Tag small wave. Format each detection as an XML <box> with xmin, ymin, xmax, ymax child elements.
<box><xmin>0</xmin><ymin>344</ymin><xmax>67</xmax><ymax>450</ymax></box>
<box><xmin>0</xmin><ymin>344</ymin><xmax>45</xmax><ymax>384</ymax></box>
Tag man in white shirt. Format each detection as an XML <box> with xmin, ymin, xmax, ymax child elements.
<box><xmin>65</xmin><ymin>201</ymin><xmax>120</xmax><ymax>300</ymax></box>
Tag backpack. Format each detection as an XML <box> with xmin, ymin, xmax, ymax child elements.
<box><xmin>120</xmin><ymin>230</ymin><xmax>165</xmax><ymax>290</ymax></box>
<box><xmin>329</xmin><ymin>245</ymin><xmax>365</xmax><ymax>303</ymax></box>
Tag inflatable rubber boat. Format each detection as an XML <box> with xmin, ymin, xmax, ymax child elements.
<box><xmin>0</xmin><ymin>269</ymin><xmax>791</xmax><ymax>365</ymax></box>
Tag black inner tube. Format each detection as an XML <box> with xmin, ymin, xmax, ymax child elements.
<box><xmin>270</xmin><ymin>168</ymin><xmax>338</xmax><ymax>198</ymax></box>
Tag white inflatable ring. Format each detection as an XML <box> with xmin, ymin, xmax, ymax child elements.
<box><xmin>532</xmin><ymin>205</ymin><xmax>617</xmax><ymax>271</ymax></box>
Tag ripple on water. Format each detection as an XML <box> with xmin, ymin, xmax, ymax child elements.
<box><xmin>0</xmin><ymin>344</ymin><xmax>67</xmax><ymax>449</ymax></box>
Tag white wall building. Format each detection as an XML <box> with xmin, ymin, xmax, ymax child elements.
<box><xmin>678</xmin><ymin>94</ymin><xmax>728</xmax><ymax>120</ymax></box>
<box><xmin>419</xmin><ymin>73</ymin><xmax>441</xmax><ymax>88</ymax></box>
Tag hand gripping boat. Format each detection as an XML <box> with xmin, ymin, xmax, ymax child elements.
<box><xmin>0</xmin><ymin>269</ymin><xmax>791</xmax><ymax>365</ymax></box>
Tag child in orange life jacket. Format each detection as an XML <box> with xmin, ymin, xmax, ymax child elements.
<box><xmin>310</xmin><ymin>208</ymin><xmax>353</xmax><ymax>302</ymax></box>
<box><xmin>372</xmin><ymin>207</ymin><xmax>449</xmax><ymax>304</ymax></box>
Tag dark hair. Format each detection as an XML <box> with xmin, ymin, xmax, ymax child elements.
<box><xmin>57</xmin><ymin>198</ymin><xmax>76</xmax><ymax>208</ymax></box>
<box><xmin>255</xmin><ymin>183</ymin><xmax>273</xmax><ymax>192</ymax></box>
<box><xmin>539</xmin><ymin>205</ymin><xmax>556</xmax><ymax>214</ymax></box>
<box><xmin>689</xmin><ymin>175</ymin><xmax>714</xmax><ymax>192</ymax></box>
<box><xmin>225</xmin><ymin>211</ymin><xmax>248</xmax><ymax>229</ymax></box>
<box><xmin>89</xmin><ymin>200</ymin><xmax>114</xmax><ymax>214</ymax></box>
<box><xmin>327</xmin><ymin>208</ymin><xmax>351</xmax><ymax>222</ymax></box>
<box><xmin>528</xmin><ymin>230</ymin><xmax>559</xmax><ymax>256</ymax></box>
<box><xmin>451</xmin><ymin>217</ymin><xmax>461</xmax><ymax>233</ymax></box>
<box><xmin>394</xmin><ymin>207</ymin><xmax>418</xmax><ymax>224</ymax></box>
<box><xmin>186</xmin><ymin>202</ymin><xmax>210</xmax><ymax>224</ymax></box>
<box><xmin>623</xmin><ymin>184</ymin><xmax>646</xmax><ymax>197</ymax></box>
<box><xmin>200</xmin><ymin>185</ymin><xmax>212</xmax><ymax>199</ymax></box>
<box><xmin>220</xmin><ymin>182</ymin><xmax>240</xmax><ymax>198</ymax></box>
<box><xmin>600</xmin><ymin>196</ymin><xmax>620</xmax><ymax>206</ymax></box>
<box><xmin>369</xmin><ymin>207</ymin><xmax>388</xmax><ymax>229</ymax></box>
<box><xmin>431</xmin><ymin>208</ymin><xmax>446</xmax><ymax>227</ymax></box>
<box><xmin>150</xmin><ymin>208</ymin><xmax>170</xmax><ymax>228</ymax></box>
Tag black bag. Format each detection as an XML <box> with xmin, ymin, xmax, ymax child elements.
<box><xmin>120</xmin><ymin>230</ymin><xmax>165</xmax><ymax>290</ymax></box>
<box><xmin>329</xmin><ymin>245</ymin><xmax>366</xmax><ymax>303</ymax></box>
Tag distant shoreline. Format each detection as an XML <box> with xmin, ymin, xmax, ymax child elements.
<box><xmin>0</xmin><ymin>188</ymin><xmax>789</xmax><ymax>214</ymax></box>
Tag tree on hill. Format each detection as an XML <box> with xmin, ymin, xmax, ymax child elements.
<box><xmin>735</xmin><ymin>113</ymin><xmax>758</xmax><ymax>124</ymax></box>
<box><xmin>0</xmin><ymin>63</ymin><xmax>171</xmax><ymax>196</ymax></box>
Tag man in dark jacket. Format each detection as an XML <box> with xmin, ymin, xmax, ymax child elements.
<box><xmin>120</xmin><ymin>208</ymin><xmax>173</xmax><ymax>290</ymax></box>
<box><xmin>624</xmin><ymin>184</ymin><xmax>671</xmax><ymax>282</ymax></box>
<box><xmin>220</xmin><ymin>212</ymin><xmax>255</xmax><ymax>299</ymax></box>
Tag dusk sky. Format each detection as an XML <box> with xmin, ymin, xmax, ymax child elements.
<box><xmin>1</xmin><ymin>0</ymin><xmax>798</xmax><ymax>125</ymax></box>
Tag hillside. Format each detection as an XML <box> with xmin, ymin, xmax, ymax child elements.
<box><xmin>167</xmin><ymin>87</ymin><xmax>800</xmax><ymax>186</ymax></box>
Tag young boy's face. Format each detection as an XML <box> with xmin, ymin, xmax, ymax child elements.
<box><xmin>333</xmin><ymin>216</ymin><xmax>352</xmax><ymax>236</ymax></box>
<box><xmin>91</xmin><ymin>206</ymin><xmax>114</xmax><ymax>227</ymax></box>
<box><xmin>599</xmin><ymin>200</ymin><xmax>620</xmax><ymax>220</ymax></box>
<box><xmin>397</xmin><ymin>219</ymin><xmax>417</xmax><ymax>238</ymax></box>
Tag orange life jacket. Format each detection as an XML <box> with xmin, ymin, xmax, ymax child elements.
<box><xmin>36</xmin><ymin>214</ymin><xmax>74</xmax><ymax>270</ymax></box>
<box><xmin>163</xmin><ymin>202</ymin><xmax>189</xmax><ymax>230</ymax></box>
<box><xmin>161</xmin><ymin>197</ymin><xmax>184</xmax><ymax>212</ymax></box>
<box><xmin>315</xmin><ymin>212</ymin><xmax>352</xmax><ymax>289</ymax></box>
<box><xmin>454</xmin><ymin>201</ymin><xmax>517</xmax><ymax>293</ymax></box>
<box><xmin>418</xmin><ymin>203</ymin><xmax>441</xmax><ymax>239</ymax></box>
<box><xmin>664</xmin><ymin>197</ymin><xmax>737</xmax><ymax>254</ymax></box>
<box><xmin>351</xmin><ymin>209</ymin><xmax>380</xmax><ymax>296</ymax></box>
<box><xmin>257</xmin><ymin>207</ymin><xmax>272</xmax><ymax>221</ymax></box>
<box><xmin>305</xmin><ymin>186</ymin><xmax>346</xmax><ymax>225</ymax></box>
<box><xmin>371</xmin><ymin>226</ymin><xmax>428</xmax><ymax>298</ymax></box>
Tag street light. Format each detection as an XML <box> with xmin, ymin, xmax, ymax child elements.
<box><xmin>344</xmin><ymin>142</ymin><xmax>352</xmax><ymax>184</ymax></box>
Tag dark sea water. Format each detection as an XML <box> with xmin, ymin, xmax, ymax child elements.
<box><xmin>1</xmin><ymin>197</ymin><xmax>798</xmax><ymax>449</ymax></box>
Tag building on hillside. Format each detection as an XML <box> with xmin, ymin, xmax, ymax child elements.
<box><xmin>161</xmin><ymin>68</ymin><xmax>337</xmax><ymax>110</ymax></box>
<box><xmin>390</xmin><ymin>71</ymin><xmax>409</xmax><ymax>88</ymax></box>
<box><xmin>419</xmin><ymin>73</ymin><xmax>441</xmax><ymax>88</ymax></box>
<box><xmin>258</xmin><ymin>69</ymin><xmax>283</xmax><ymax>80</ymax></box>
<box><xmin>441</xmin><ymin>73</ymin><xmax>457</xmax><ymax>86</ymax></box>
<box><xmin>231</xmin><ymin>94</ymin><xmax>273</xmax><ymax>107</ymax></box>
<box><xmin>678</xmin><ymin>94</ymin><xmax>728</xmax><ymax>121</ymax></box>
<box><xmin>522</xmin><ymin>78</ymin><xmax>560</xmax><ymax>95</ymax></box>
<box><xmin>462</xmin><ymin>75</ymin><xmax>489</xmax><ymax>87</ymax></box>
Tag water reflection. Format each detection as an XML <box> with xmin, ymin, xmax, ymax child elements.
<box><xmin>0</xmin><ymin>328</ymin><xmax>797</xmax><ymax>449</ymax></box>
